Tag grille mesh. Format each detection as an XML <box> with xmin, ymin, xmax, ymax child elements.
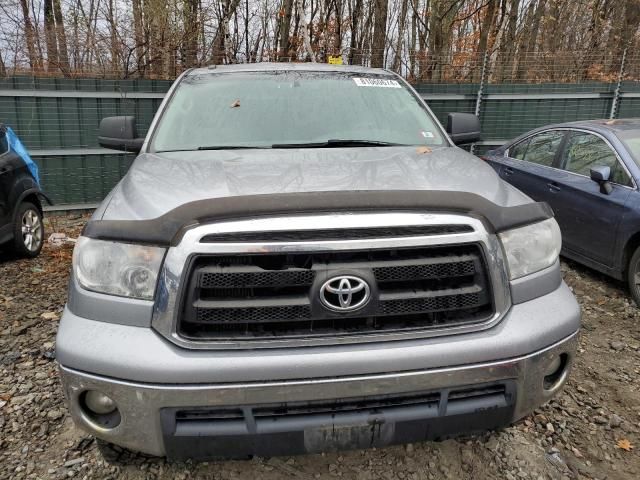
<box><xmin>196</xmin><ymin>305</ymin><xmax>312</xmax><ymax>324</ymax></box>
<box><xmin>380</xmin><ymin>293</ymin><xmax>482</xmax><ymax>316</ymax></box>
<box><xmin>200</xmin><ymin>270</ymin><xmax>315</xmax><ymax>288</ymax></box>
<box><xmin>373</xmin><ymin>259</ymin><xmax>476</xmax><ymax>282</ymax></box>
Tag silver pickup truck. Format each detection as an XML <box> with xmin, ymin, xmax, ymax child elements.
<box><xmin>56</xmin><ymin>63</ymin><xmax>580</xmax><ymax>462</ymax></box>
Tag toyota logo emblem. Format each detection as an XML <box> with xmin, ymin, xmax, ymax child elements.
<box><xmin>320</xmin><ymin>275</ymin><xmax>371</xmax><ymax>312</ymax></box>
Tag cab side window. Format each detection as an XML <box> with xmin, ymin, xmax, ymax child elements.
<box><xmin>509</xmin><ymin>138</ymin><xmax>529</xmax><ymax>160</ymax></box>
<box><xmin>520</xmin><ymin>131</ymin><xmax>565</xmax><ymax>167</ymax></box>
<box><xmin>562</xmin><ymin>132</ymin><xmax>631</xmax><ymax>186</ymax></box>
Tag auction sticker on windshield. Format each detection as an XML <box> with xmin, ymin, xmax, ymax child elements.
<box><xmin>353</xmin><ymin>78</ymin><xmax>402</xmax><ymax>88</ymax></box>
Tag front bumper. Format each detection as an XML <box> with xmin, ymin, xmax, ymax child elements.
<box><xmin>59</xmin><ymin>331</ymin><xmax>578</xmax><ymax>459</ymax></box>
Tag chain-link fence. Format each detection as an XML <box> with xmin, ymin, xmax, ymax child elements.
<box><xmin>1</xmin><ymin>51</ymin><xmax>640</xmax><ymax>207</ymax></box>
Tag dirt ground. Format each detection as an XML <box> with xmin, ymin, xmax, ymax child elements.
<box><xmin>0</xmin><ymin>214</ymin><xmax>638</xmax><ymax>480</ymax></box>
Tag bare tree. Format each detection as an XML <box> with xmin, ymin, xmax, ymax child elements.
<box><xmin>132</xmin><ymin>0</ymin><xmax>146</xmax><ymax>74</ymax></box>
<box><xmin>18</xmin><ymin>0</ymin><xmax>42</xmax><ymax>71</ymax></box>
<box><xmin>44</xmin><ymin>0</ymin><xmax>60</xmax><ymax>71</ymax></box>
<box><xmin>370</xmin><ymin>0</ymin><xmax>388</xmax><ymax>67</ymax></box>
<box><xmin>0</xmin><ymin>0</ymin><xmax>638</xmax><ymax>82</ymax></box>
<box><xmin>53</xmin><ymin>0</ymin><xmax>70</xmax><ymax>75</ymax></box>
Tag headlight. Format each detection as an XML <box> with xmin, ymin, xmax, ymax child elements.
<box><xmin>499</xmin><ymin>218</ymin><xmax>561</xmax><ymax>280</ymax></box>
<box><xmin>73</xmin><ymin>237</ymin><xmax>165</xmax><ymax>300</ymax></box>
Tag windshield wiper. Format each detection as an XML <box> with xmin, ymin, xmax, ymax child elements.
<box><xmin>271</xmin><ymin>139</ymin><xmax>406</xmax><ymax>149</ymax></box>
<box><xmin>155</xmin><ymin>146</ymin><xmax>266</xmax><ymax>153</ymax></box>
<box><xmin>197</xmin><ymin>145</ymin><xmax>265</xmax><ymax>150</ymax></box>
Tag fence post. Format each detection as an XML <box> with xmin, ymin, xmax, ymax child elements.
<box><xmin>609</xmin><ymin>47</ymin><xmax>627</xmax><ymax>120</ymax></box>
<box><xmin>471</xmin><ymin>51</ymin><xmax>489</xmax><ymax>155</ymax></box>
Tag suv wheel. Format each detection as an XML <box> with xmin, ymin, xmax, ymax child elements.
<box><xmin>12</xmin><ymin>202</ymin><xmax>44</xmax><ymax>258</ymax></box>
<box><xmin>627</xmin><ymin>246</ymin><xmax>640</xmax><ymax>306</ymax></box>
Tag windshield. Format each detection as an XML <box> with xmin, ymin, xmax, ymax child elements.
<box><xmin>151</xmin><ymin>71</ymin><xmax>447</xmax><ymax>152</ymax></box>
<box><xmin>616</xmin><ymin>129</ymin><xmax>640</xmax><ymax>167</ymax></box>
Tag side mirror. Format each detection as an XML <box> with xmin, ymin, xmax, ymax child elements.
<box><xmin>590</xmin><ymin>166</ymin><xmax>612</xmax><ymax>195</ymax></box>
<box><xmin>98</xmin><ymin>116</ymin><xmax>144</xmax><ymax>153</ymax></box>
<box><xmin>446</xmin><ymin>113</ymin><xmax>481</xmax><ymax>145</ymax></box>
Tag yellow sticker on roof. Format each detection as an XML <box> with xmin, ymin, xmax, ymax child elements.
<box><xmin>353</xmin><ymin>78</ymin><xmax>401</xmax><ymax>88</ymax></box>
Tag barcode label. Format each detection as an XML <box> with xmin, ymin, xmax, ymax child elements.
<box><xmin>353</xmin><ymin>78</ymin><xmax>402</xmax><ymax>88</ymax></box>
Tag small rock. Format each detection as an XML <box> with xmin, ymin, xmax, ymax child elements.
<box><xmin>63</xmin><ymin>458</ymin><xmax>85</xmax><ymax>468</ymax></box>
<box><xmin>46</xmin><ymin>409</ymin><xmax>64</xmax><ymax>420</ymax></box>
<box><xmin>461</xmin><ymin>447</ymin><xmax>474</xmax><ymax>466</ymax></box>
<box><xmin>609</xmin><ymin>341</ymin><xmax>625</xmax><ymax>351</ymax></box>
<box><xmin>610</xmin><ymin>414</ymin><xmax>623</xmax><ymax>428</ymax></box>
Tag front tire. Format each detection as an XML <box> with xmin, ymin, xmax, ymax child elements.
<box><xmin>12</xmin><ymin>202</ymin><xmax>44</xmax><ymax>258</ymax></box>
<box><xmin>627</xmin><ymin>246</ymin><xmax>640</xmax><ymax>306</ymax></box>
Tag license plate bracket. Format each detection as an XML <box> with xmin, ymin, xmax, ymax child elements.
<box><xmin>303</xmin><ymin>421</ymin><xmax>395</xmax><ymax>452</ymax></box>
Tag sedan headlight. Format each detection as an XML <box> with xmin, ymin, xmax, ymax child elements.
<box><xmin>73</xmin><ymin>237</ymin><xmax>165</xmax><ymax>300</ymax></box>
<box><xmin>499</xmin><ymin>218</ymin><xmax>561</xmax><ymax>280</ymax></box>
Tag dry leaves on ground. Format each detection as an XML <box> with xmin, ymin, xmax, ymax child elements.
<box><xmin>617</xmin><ymin>439</ymin><xmax>634</xmax><ymax>451</ymax></box>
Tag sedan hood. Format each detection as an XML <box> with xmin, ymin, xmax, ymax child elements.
<box><xmin>99</xmin><ymin>146</ymin><xmax>530</xmax><ymax>221</ymax></box>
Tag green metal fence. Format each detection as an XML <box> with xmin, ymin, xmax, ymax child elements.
<box><xmin>1</xmin><ymin>75</ymin><xmax>640</xmax><ymax>207</ymax></box>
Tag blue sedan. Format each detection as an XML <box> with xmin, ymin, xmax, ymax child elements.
<box><xmin>484</xmin><ymin>119</ymin><xmax>640</xmax><ymax>303</ymax></box>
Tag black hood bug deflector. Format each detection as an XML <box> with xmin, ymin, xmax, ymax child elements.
<box><xmin>82</xmin><ymin>190</ymin><xmax>554</xmax><ymax>247</ymax></box>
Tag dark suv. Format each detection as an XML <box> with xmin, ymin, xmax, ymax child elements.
<box><xmin>0</xmin><ymin>125</ymin><xmax>49</xmax><ymax>257</ymax></box>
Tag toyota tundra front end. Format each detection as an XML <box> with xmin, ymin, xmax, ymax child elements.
<box><xmin>56</xmin><ymin>63</ymin><xmax>580</xmax><ymax>461</ymax></box>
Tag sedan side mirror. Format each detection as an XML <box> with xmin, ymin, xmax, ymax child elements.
<box><xmin>446</xmin><ymin>113</ymin><xmax>481</xmax><ymax>145</ymax></box>
<box><xmin>98</xmin><ymin>116</ymin><xmax>144</xmax><ymax>153</ymax></box>
<box><xmin>590</xmin><ymin>166</ymin><xmax>613</xmax><ymax>195</ymax></box>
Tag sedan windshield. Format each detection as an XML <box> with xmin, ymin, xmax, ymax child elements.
<box><xmin>616</xmin><ymin>129</ymin><xmax>640</xmax><ymax>167</ymax></box>
<box><xmin>151</xmin><ymin>71</ymin><xmax>447</xmax><ymax>152</ymax></box>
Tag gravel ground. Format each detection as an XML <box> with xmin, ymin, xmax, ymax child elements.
<box><xmin>1</xmin><ymin>214</ymin><xmax>639</xmax><ymax>480</ymax></box>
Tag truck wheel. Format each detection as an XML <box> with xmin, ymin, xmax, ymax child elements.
<box><xmin>96</xmin><ymin>439</ymin><xmax>157</xmax><ymax>465</ymax></box>
<box><xmin>12</xmin><ymin>202</ymin><xmax>44</xmax><ymax>258</ymax></box>
<box><xmin>627</xmin><ymin>246</ymin><xmax>640</xmax><ymax>306</ymax></box>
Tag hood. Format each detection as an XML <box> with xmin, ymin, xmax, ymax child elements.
<box><xmin>99</xmin><ymin>146</ymin><xmax>530</xmax><ymax>221</ymax></box>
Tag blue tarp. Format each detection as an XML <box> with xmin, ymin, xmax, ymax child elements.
<box><xmin>6</xmin><ymin>126</ymin><xmax>39</xmax><ymax>186</ymax></box>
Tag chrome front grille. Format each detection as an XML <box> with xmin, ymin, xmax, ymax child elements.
<box><xmin>177</xmin><ymin>244</ymin><xmax>493</xmax><ymax>341</ymax></box>
<box><xmin>151</xmin><ymin>212</ymin><xmax>511</xmax><ymax>349</ymax></box>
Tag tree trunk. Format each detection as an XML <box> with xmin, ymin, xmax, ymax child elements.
<box><xmin>245</xmin><ymin>0</ymin><xmax>250</xmax><ymax>61</ymax></box>
<box><xmin>348</xmin><ymin>0</ymin><xmax>363</xmax><ymax>64</ymax></box>
<box><xmin>427</xmin><ymin>0</ymin><xmax>460</xmax><ymax>81</ymax></box>
<box><xmin>211</xmin><ymin>0</ymin><xmax>241</xmax><ymax>64</ymax></box>
<box><xmin>409</xmin><ymin>0</ymin><xmax>417</xmax><ymax>79</ymax></box>
<box><xmin>297</xmin><ymin>0</ymin><xmax>316</xmax><ymax>61</ymax></box>
<box><xmin>52</xmin><ymin>0</ymin><xmax>70</xmax><ymax>75</ymax></box>
<box><xmin>106</xmin><ymin>0</ymin><xmax>120</xmax><ymax>75</ymax></box>
<box><xmin>44</xmin><ymin>0</ymin><xmax>60</xmax><ymax>72</ymax></box>
<box><xmin>183</xmin><ymin>0</ymin><xmax>199</xmax><ymax>67</ymax></box>
<box><xmin>132</xmin><ymin>0</ymin><xmax>145</xmax><ymax>75</ymax></box>
<box><xmin>19</xmin><ymin>0</ymin><xmax>42</xmax><ymax>71</ymax></box>
<box><xmin>495</xmin><ymin>0</ymin><xmax>520</xmax><ymax>82</ymax></box>
<box><xmin>279</xmin><ymin>0</ymin><xmax>295</xmax><ymax>60</ymax></box>
<box><xmin>0</xmin><ymin>50</ymin><xmax>6</xmax><ymax>77</ymax></box>
<box><xmin>611</xmin><ymin>0</ymin><xmax>640</xmax><ymax>74</ymax></box>
<box><xmin>371</xmin><ymin>0</ymin><xmax>388</xmax><ymax>67</ymax></box>
<box><xmin>392</xmin><ymin>0</ymin><xmax>408</xmax><ymax>72</ymax></box>
<box><xmin>475</xmin><ymin>0</ymin><xmax>497</xmax><ymax>81</ymax></box>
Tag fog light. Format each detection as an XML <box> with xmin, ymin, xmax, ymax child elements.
<box><xmin>543</xmin><ymin>353</ymin><xmax>568</xmax><ymax>390</ymax></box>
<box><xmin>84</xmin><ymin>390</ymin><xmax>117</xmax><ymax>414</ymax></box>
<box><xmin>544</xmin><ymin>356</ymin><xmax>562</xmax><ymax>377</ymax></box>
<box><xmin>79</xmin><ymin>390</ymin><xmax>121</xmax><ymax>429</ymax></box>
